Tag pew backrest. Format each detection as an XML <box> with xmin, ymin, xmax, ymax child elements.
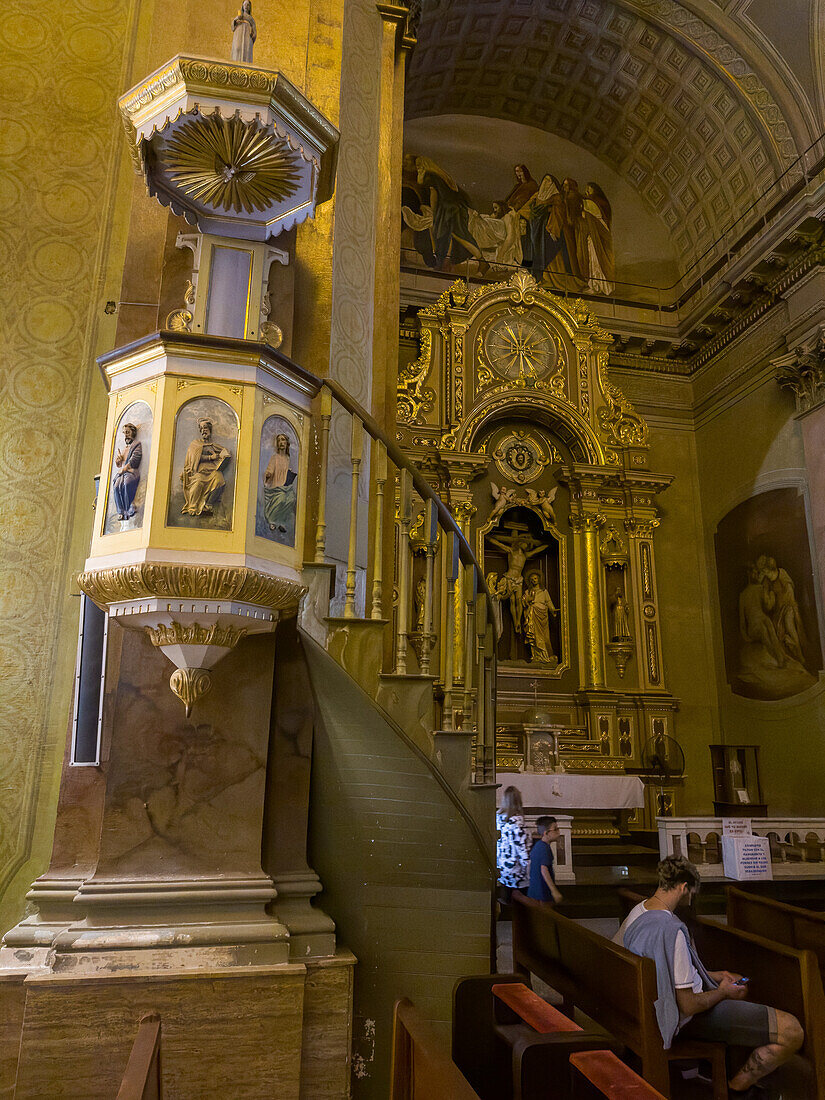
<box><xmin>727</xmin><ymin>887</ymin><xmax>825</xmax><ymax>973</ymax></box>
<box><xmin>512</xmin><ymin>892</ymin><xmax>670</xmax><ymax>1092</ymax></box>
<box><xmin>692</xmin><ymin>915</ymin><xmax>825</xmax><ymax>1094</ymax></box>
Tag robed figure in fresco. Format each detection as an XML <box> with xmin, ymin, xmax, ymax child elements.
<box><xmin>582</xmin><ymin>182</ymin><xmax>615</xmax><ymax>295</ymax></box>
<box><xmin>180</xmin><ymin>418</ymin><xmax>231</xmax><ymax>517</ymax></box>
<box><xmin>525</xmin><ymin>174</ymin><xmax>583</xmax><ymax>292</ymax></box>
<box><xmin>112</xmin><ymin>422</ymin><xmax>142</xmax><ymax>520</ymax></box>
<box><xmin>263</xmin><ymin>432</ymin><xmax>297</xmax><ymax>538</ymax></box>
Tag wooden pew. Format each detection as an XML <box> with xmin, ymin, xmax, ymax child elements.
<box><xmin>391</xmin><ymin>997</ymin><xmax>479</xmax><ymax>1099</ymax></box>
<box><xmin>453</xmin><ymin>973</ymin><xmax>614</xmax><ymax>1100</ymax></box>
<box><xmin>511</xmin><ymin>892</ymin><xmax>727</xmax><ymax>1098</ymax></box>
<box><xmin>727</xmin><ymin>886</ymin><xmax>825</xmax><ymax>973</ymax></box>
<box><xmin>619</xmin><ymin>888</ymin><xmax>825</xmax><ymax>1098</ymax></box>
<box><xmin>492</xmin><ymin>983</ymin><xmax>667</xmax><ymax>1100</ymax></box>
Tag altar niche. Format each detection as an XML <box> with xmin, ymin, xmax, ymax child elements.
<box><xmin>483</xmin><ymin>506</ymin><xmax>565</xmax><ymax>669</ymax></box>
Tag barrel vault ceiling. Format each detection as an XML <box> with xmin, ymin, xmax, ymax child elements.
<box><xmin>405</xmin><ymin>0</ymin><xmax>822</xmax><ymax>275</ymax></box>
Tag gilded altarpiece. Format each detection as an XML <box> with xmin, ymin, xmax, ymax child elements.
<box><xmin>397</xmin><ymin>271</ymin><xmax>680</xmax><ymax>828</ymax></box>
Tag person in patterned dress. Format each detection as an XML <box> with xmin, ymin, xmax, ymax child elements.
<box><xmin>496</xmin><ymin>786</ymin><xmax>530</xmax><ymax>901</ymax></box>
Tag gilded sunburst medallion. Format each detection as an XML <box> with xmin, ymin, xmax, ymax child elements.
<box><xmin>483</xmin><ymin>313</ymin><xmax>557</xmax><ymax>383</ymax></box>
<box><xmin>159</xmin><ymin>113</ymin><xmax>302</xmax><ymax>213</ymax></box>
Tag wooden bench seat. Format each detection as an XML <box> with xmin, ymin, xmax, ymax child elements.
<box><xmin>454</xmin><ymin>973</ymin><xmax>618</xmax><ymax>1100</ymax></box>
<box><xmin>569</xmin><ymin>1050</ymin><xmax>667</xmax><ymax>1099</ymax></box>
<box><xmin>492</xmin><ymin>983</ymin><xmax>668</xmax><ymax>1099</ymax></box>
<box><xmin>511</xmin><ymin>891</ymin><xmax>727</xmax><ymax>1098</ymax></box>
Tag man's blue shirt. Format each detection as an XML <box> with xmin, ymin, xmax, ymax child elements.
<box><xmin>527</xmin><ymin>838</ymin><xmax>555</xmax><ymax>902</ymax></box>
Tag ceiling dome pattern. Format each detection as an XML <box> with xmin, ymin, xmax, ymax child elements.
<box><xmin>405</xmin><ymin>0</ymin><xmax>802</xmax><ymax>272</ymax></box>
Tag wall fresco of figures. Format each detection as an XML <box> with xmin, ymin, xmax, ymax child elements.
<box><xmin>715</xmin><ymin>487</ymin><xmax>823</xmax><ymax>700</ymax></box>
<box><xmin>167</xmin><ymin>397</ymin><xmax>238</xmax><ymax>531</ymax></box>
<box><xmin>401</xmin><ymin>115</ymin><xmax>681</xmax><ymax>293</ymax></box>
<box><xmin>104</xmin><ymin>401</ymin><xmax>152</xmax><ymax>535</ymax></box>
<box><xmin>255</xmin><ymin>414</ymin><xmax>300</xmax><ymax>547</ymax></box>
<box><xmin>403</xmin><ymin>155</ymin><xmax>615</xmax><ymax>294</ymax></box>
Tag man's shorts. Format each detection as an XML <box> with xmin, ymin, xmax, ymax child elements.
<box><xmin>680</xmin><ymin>1000</ymin><xmax>778</xmax><ymax>1047</ymax></box>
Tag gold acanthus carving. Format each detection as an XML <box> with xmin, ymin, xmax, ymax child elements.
<box><xmin>169</xmin><ymin>667</ymin><xmax>212</xmax><ymax>717</ymax></box>
<box><xmin>598</xmin><ymin>374</ymin><xmax>649</xmax><ymax>450</ymax></box>
<box><xmin>561</xmin><ymin>757</ymin><xmax>625</xmax><ymax>773</ymax></box>
<box><xmin>145</xmin><ymin>621</ymin><xmax>248</xmax><ymax>649</ymax></box>
<box><xmin>568</xmin><ymin>512</ymin><xmax>605</xmax><ymax>533</ymax></box>
<box><xmin>78</xmin><ymin>563</ymin><xmax>306</xmax><ymax>611</ymax></box>
<box><xmin>397</xmin><ymin>327</ymin><xmax>434</xmax><ymax>424</ymax></box>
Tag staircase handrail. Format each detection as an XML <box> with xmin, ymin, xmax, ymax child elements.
<box><xmin>314</xmin><ymin>373</ymin><xmax>497</xmax><ymax>631</ymax></box>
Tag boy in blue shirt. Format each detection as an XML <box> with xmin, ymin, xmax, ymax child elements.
<box><xmin>527</xmin><ymin>816</ymin><xmax>563</xmax><ymax>905</ymax></box>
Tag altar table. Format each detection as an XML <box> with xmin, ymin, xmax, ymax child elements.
<box><xmin>495</xmin><ymin>771</ymin><xmax>645</xmax><ymax>809</ymax></box>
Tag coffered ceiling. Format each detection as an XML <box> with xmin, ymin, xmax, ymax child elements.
<box><xmin>405</xmin><ymin>0</ymin><xmax>817</xmax><ymax>275</ymax></box>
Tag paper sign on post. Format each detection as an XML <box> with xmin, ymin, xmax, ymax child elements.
<box><xmin>722</xmin><ymin>834</ymin><xmax>773</xmax><ymax>881</ymax></box>
<box><xmin>722</xmin><ymin>818</ymin><xmax>752</xmax><ymax>837</ymax></box>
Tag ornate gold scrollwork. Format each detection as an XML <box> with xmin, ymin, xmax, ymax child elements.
<box><xmin>169</xmin><ymin>667</ymin><xmax>212</xmax><ymax>717</ymax></box>
<box><xmin>145</xmin><ymin>621</ymin><xmax>248</xmax><ymax>649</ymax></box>
<box><xmin>397</xmin><ymin>327</ymin><xmax>435</xmax><ymax>424</ymax></box>
<box><xmin>598</xmin><ymin>375</ymin><xmax>649</xmax><ymax>449</ymax></box>
<box><xmin>78</xmin><ymin>563</ymin><xmax>306</xmax><ymax>611</ymax></box>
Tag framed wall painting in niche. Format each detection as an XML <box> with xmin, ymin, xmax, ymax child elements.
<box><xmin>167</xmin><ymin>397</ymin><xmax>238</xmax><ymax>531</ymax></box>
<box><xmin>714</xmin><ymin>486</ymin><xmax>822</xmax><ymax>700</ymax></box>
<box><xmin>103</xmin><ymin>400</ymin><xmax>152</xmax><ymax>535</ymax></box>
<box><xmin>255</xmin><ymin>414</ymin><xmax>299</xmax><ymax>547</ymax></box>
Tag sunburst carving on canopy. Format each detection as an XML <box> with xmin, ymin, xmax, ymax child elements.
<box><xmin>159</xmin><ymin>113</ymin><xmax>302</xmax><ymax>213</ymax></box>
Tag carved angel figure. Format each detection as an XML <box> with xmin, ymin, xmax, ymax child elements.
<box><xmin>526</xmin><ymin>485</ymin><xmax>558</xmax><ymax>527</ymax></box>
<box><xmin>490</xmin><ymin>482</ymin><xmax>519</xmax><ymax>524</ymax></box>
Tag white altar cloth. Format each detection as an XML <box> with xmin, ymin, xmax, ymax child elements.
<box><xmin>496</xmin><ymin>771</ymin><xmax>645</xmax><ymax>809</ymax></box>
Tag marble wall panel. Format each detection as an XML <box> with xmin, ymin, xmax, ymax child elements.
<box><xmin>14</xmin><ymin>966</ymin><xmax>306</xmax><ymax>1099</ymax></box>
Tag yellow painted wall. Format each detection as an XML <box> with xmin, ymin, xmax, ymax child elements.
<box><xmin>694</xmin><ymin>367</ymin><xmax>825</xmax><ymax>815</ymax></box>
<box><xmin>646</xmin><ymin>422</ymin><xmax>721</xmax><ymax>814</ymax></box>
<box><xmin>0</xmin><ymin>0</ymin><xmax>348</xmax><ymax>932</ymax></box>
<box><xmin>0</xmin><ymin>0</ymin><xmax>143</xmax><ymax>933</ymax></box>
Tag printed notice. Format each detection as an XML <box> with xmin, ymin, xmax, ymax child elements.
<box><xmin>722</xmin><ymin>834</ymin><xmax>773</xmax><ymax>881</ymax></box>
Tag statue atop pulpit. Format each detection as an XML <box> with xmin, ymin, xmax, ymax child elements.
<box><xmin>231</xmin><ymin>0</ymin><xmax>257</xmax><ymax>62</ymax></box>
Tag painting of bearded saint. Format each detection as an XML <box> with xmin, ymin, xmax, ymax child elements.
<box><xmin>715</xmin><ymin>488</ymin><xmax>822</xmax><ymax>700</ymax></box>
<box><xmin>256</xmin><ymin>415</ymin><xmax>299</xmax><ymax>546</ymax></box>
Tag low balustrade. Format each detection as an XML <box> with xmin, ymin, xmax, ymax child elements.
<box><xmin>658</xmin><ymin>817</ymin><xmax>825</xmax><ymax>878</ymax></box>
<box><xmin>308</xmin><ymin>377</ymin><xmax>498</xmax><ymax>784</ymax></box>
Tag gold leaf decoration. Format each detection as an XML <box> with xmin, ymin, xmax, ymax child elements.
<box><xmin>160</xmin><ymin>114</ymin><xmax>301</xmax><ymax>213</ymax></box>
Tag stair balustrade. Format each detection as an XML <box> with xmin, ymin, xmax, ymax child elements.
<box><xmin>305</xmin><ymin>373</ymin><xmax>499</xmax><ymax>785</ymax></box>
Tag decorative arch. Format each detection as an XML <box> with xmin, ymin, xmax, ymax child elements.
<box><xmin>458</xmin><ymin>389</ymin><xmax>604</xmax><ymax>466</ymax></box>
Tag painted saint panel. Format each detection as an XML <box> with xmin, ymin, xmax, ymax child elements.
<box><xmin>715</xmin><ymin>487</ymin><xmax>823</xmax><ymax>700</ymax></box>
<box><xmin>103</xmin><ymin>401</ymin><xmax>152</xmax><ymax>535</ymax></box>
<box><xmin>256</xmin><ymin>414</ymin><xmax>299</xmax><ymax>547</ymax></box>
<box><xmin>167</xmin><ymin>397</ymin><xmax>238</xmax><ymax>531</ymax></box>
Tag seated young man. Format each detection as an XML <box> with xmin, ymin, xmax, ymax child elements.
<box><xmin>526</xmin><ymin>816</ymin><xmax>563</xmax><ymax>906</ymax></box>
<box><xmin>615</xmin><ymin>855</ymin><xmax>804</xmax><ymax>1096</ymax></box>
